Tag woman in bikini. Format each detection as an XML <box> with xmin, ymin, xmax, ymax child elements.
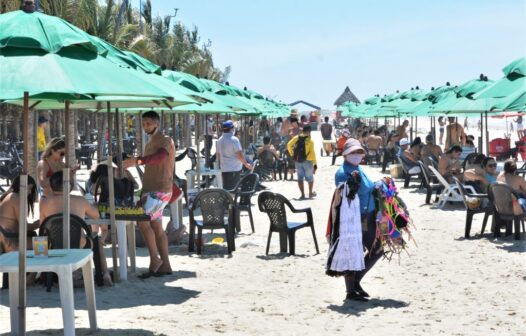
<box><xmin>37</xmin><ymin>138</ymin><xmax>67</xmax><ymax>197</ymax></box>
<box><xmin>0</xmin><ymin>175</ymin><xmax>39</xmax><ymax>253</ymax></box>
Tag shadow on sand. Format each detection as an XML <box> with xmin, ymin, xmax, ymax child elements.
<box><xmin>2</xmin><ymin>328</ymin><xmax>166</xmax><ymax>336</ymax></box>
<box><xmin>327</xmin><ymin>298</ymin><xmax>409</xmax><ymax>316</ymax></box>
<box><xmin>0</xmin><ymin>270</ymin><xmax>199</xmax><ymax>311</ymax></box>
<box><xmin>256</xmin><ymin>253</ymin><xmax>310</xmax><ymax>260</ymax></box>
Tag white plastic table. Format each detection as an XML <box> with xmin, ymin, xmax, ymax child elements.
<box><xmin>0</xmin><ymin>249</ymin><xmax>97</xmax><ymax>336</ymax></box>
<box><xmin>185</xmin><ymin>169</ymin><xmax>223</xmax><ymax>189</ymax></box>
<box><xmin>85</xmin><ymin>219</ymin><xmax>135</xmax><ymax>280</ymax></box>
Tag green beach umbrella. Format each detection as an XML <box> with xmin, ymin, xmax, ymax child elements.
<box><xmin>475</xmin><ymin>57</ymin><xmax>526</xmax><ymax>99</ymax></box>
<box><xmin>200</xmin><ymin>79</ymin><xmax>260</xmax><ymax>113</ymax></box>
<box><xmin>0</xmin><ymin>46</ymin><xmax>196</xmax><ymax>102</ymax></box>
<box><xmin>0</xmin><ymin>10</ymin><xmax>97</xmax><ymax>53</ymax></box>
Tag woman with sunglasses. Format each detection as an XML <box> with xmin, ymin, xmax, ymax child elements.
<box><xmin>464</xmin><ymin>157</ymin><xmax>498</xmax><ymax>193</ymax></box>
<box><xmin>37</xmin><ymin>138</ymin><xmax>69</xmax><ymax>197</ymax></box>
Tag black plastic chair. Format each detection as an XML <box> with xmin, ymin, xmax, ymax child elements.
<box><xmin>453</xmin><ymin>177</ymin><xmax>493</xmax><ymax>238</ymax></box>
<box><xmin>257</xmin><ymin>191</ymin><xmax>319</xmax><ymax>255</ymax></box>
<box><xmin>418</xmin><ymin>160</ymin><xmax>442</xmax><ymax>204</ymax></box>
<box><xmin>40</xmin><ymin>214</ymin><xmax>103</xmax><ymax>291</ymax></box>
<box><xmin>77</xmin><ymin>144</ymin><xmax>95</xmax><ymax>170</ymax></box>
<box><xmin>233</xmin><ymin>173</ymin><xmax>260</xmax><ymax>233</ymax></box>
<box><xmin>487</xmin><ymin>183</ymin><xmax>525</xmax><ymax>240</ymax></box>
<box><xmin>256</xmin><ymin>150</ymin><xmax>280</xmax><ymax>181</ymax></box>
<box><xmin>188</xmin><ymin>189</ymin><xmax>235</xmax><ymax>254</ymax></box>
<box><xmin>397</xmin><ymin>156</ymin><xmax>422</xmax><ymax>188</ymax></box>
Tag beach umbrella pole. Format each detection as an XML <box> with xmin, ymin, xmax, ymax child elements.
<box><xmin>479</xmin><ymin>113</ymin><xmax>483</xmax><ymax>151</ymax></box>
<box><xmin>115</xmin><ymin>109</ymin><xmax>123</xmax><ymax>178</ymax></box>
<box><xmin>195</xmin><ymin>113</ymin><xmax>201</xmax><ymax>182</ymax></box>
<box><xmin>63</xmin><ymin>101</ymin><xmax>71</xmax><ymax>249</ymax></box>
<box><xmin>107</xmin><ymin>103</ymin><xmax>119</xmax><ymax>282</ymax></box>
<box><xmin>485</xmin><ymin>112</ymin><xmax>489</xmax><ymax>156</ymax></box>
<box><xmin>410</xmin><ymin>116</ymin><xmax>414</xmax><ymax>142</ymax></box>
<box><xmin>17</xmin><ymin>92</ymin><xmax>29</xmax><ymax>335</ymax></box>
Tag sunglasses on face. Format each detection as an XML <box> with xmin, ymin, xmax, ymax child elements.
<box><xmin>487</xmin><ymin>164</ymin><xmax>497</xmax><ymax>168</ymax></box>
<box><xmin>58</xmin><ymin>151</ymin><xmax>65</xmax><ymax>157</ymax></box>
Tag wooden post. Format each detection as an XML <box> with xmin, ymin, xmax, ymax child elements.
<box><xmin>479</xmin><ymin>113</ymin><xmax>484</xmax><ymax>151</ymax></box>
<box><xmin>195</xmin><ymin>113</ymin><xmax>201</xmax><ymax>182</ymax></box>
<box><xmin>135</xmin><ymin>112</ymin><xmax>143</xmax><ymax>156</ymax></box>
<box><xmin>172</xmin><ymin>114</ymin><xmax>179</xmax><ymax>150</ymax></box>
<box><xmin>410</xmin><ymin>116</ymin><xmax>414</xmax><ymax>142</ymax></box>
<box><xmin>18</xmin><ymin>92</ymin><xmax>29</xmax><ymax>335</ymax></box>
<box><xmin>115</xmin><ymin>108</ymin><xmax>123</xmax><ymax>178</ymax></box>
<box><xmin>63</xmin><ymin>101</ymin><xmax>71</xmax><ymax>249</ymax></box>
<box><xmin>22</xmin><ymin>94</ymin><xmax>29</xmax><ymax>174</ymax></box>
<box><xmin>485</xmin><ymin>112</ymin><xmax>489</xmax><ymax>156</ymax></box>
<box><xmin>106</xmin><ymin>103</ymin><xmax>119</xmax><ymax>282</ymax></box>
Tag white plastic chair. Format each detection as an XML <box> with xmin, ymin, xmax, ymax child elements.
<box><xmin>428</xmin><ymin>165</ymin><xmax>477</xmax><ymax>208</ymax></box>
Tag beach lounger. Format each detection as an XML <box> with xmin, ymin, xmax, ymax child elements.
<box><xmin>418</xmin><ymin>161</ymin><xmax>442</xmax><ymax>204</ymax></box>
<box><xmin>428</xmin><ymin>166</ymin><xmax>477</xmax><ymax>209</ymax></box>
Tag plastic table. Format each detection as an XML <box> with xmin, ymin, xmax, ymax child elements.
<box><xmin>185</xmin><ymin>169</ymin><xmax>223</xmax><ymax>189</ymax></box>
<box><xmin>0</xmin><ymin>249</ymin><xmax>97</xmax><ymax>336</ymax></box>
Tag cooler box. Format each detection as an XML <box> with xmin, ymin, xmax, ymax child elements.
<box><xmin>390</xmin><ymin>163</ymin><xmax>403</xmax><ymax>178</ymax></box>
<box><xmin>489</xmin><ymin>138</ymin><xmax>510</xmax><ymax>160</ymax></box>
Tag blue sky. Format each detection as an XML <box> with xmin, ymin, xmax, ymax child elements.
<box><xmin>139</xmin><ymin>0</ymin><xmax>525</xmax><ymax>109</ymax></box>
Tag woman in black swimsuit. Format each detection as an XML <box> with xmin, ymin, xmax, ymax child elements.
<box><xmin>0</xmin><ymin>175</ymin><xmax>38</xmax><ymax>252</ymax></box>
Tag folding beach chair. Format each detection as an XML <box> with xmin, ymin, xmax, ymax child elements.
<box><xmin>428</xmin><ymin>165</ymin><xmax>477</xmax><ymax>208</ymax></box>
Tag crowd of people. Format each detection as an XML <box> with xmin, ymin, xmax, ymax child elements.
<box><xmin>1</xmin><ymin>110</ymin><xmax>524</xmax><ymax>301</ymax></box>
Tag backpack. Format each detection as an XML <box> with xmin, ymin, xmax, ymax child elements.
<box><xmin>293</xmin><ymin>136</ymin><xmax>308</xmax><ymax>163</ymax></box>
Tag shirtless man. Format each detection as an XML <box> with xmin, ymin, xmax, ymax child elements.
<box><xmin>420</xmin><ymin>134</ymin><xmax>443</xmax><ymax>166</ymax></box>
<box><xmin>396</xmin><ymin>120</ymin><xmax>409</xmax><ymax>140</ymax></box>
<box><xmin>256</xmin><ymin>136</ymin><xmax>280</xmax><ymax>159</ymax></box>
<box><xmin>39</xmin><ymin>171</ymin><xmax>113</xmax><ymax>286</ymax></box>
<box><xmin>445</xmin><ymin>117</ymin><xmax>466</xmax><ymax>149</ymax></box>
<box><xmin>366</xmin><ymin>130</ymin><xmax>383</xmax><ymax>152</ymax></box>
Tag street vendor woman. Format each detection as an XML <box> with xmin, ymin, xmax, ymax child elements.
<box><xmin>328</xmin><ymin>138</ymin><xmax>383</xmax><ymax>301</ymax></box>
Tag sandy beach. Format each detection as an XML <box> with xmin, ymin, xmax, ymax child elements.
<box><xmin>1</xmin><ymin>130</ymin><xmax>525</xmax><ymax>336</ymax></box>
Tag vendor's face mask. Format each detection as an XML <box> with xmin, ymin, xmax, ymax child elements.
<box><xmin>345</xmin><ymin>154</ymin><xmax>364</xmax><ymax>166</ymax></box>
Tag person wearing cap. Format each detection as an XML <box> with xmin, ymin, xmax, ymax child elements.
<box><xmin>332</xmin><ymin>128</ymin><xmax>351</xmax><ymax>165</ymax></box>
<box><xmin>287</xmin><ymin>125</ymin><xmax>317</xmax><ymax>199</ymax></box>
<box><xmin>333</xmin><ymin>138</ymin><xmax>382</xmax><ymax>301</ymax></box>
<box><xmin>217</xmin><ymin>120</ymin><xmax>253</xmax><ymax>190</ymax></box>
<box><xmin>126</xmin><ymin>110</ymin><xmax>175</xmax><ymax>278</ymax></box>
<box><xmin>438</xmin><ymin>145</ymin><xmax>463</xmax><ymax>183</ymax></box>
<box><xmin>37</xmin><ymin>115</ymin><xmax>48</xmax><ymax>160</ymax></box>
<box><xmin>398</xmin><ymin>138</ymin><xmax>421</xmax><ymax>174</ymax></box>
<box><xmin>421</xmin><ymin>134</ymin><xmax>443</xmax><ymax>167</ymax></box>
